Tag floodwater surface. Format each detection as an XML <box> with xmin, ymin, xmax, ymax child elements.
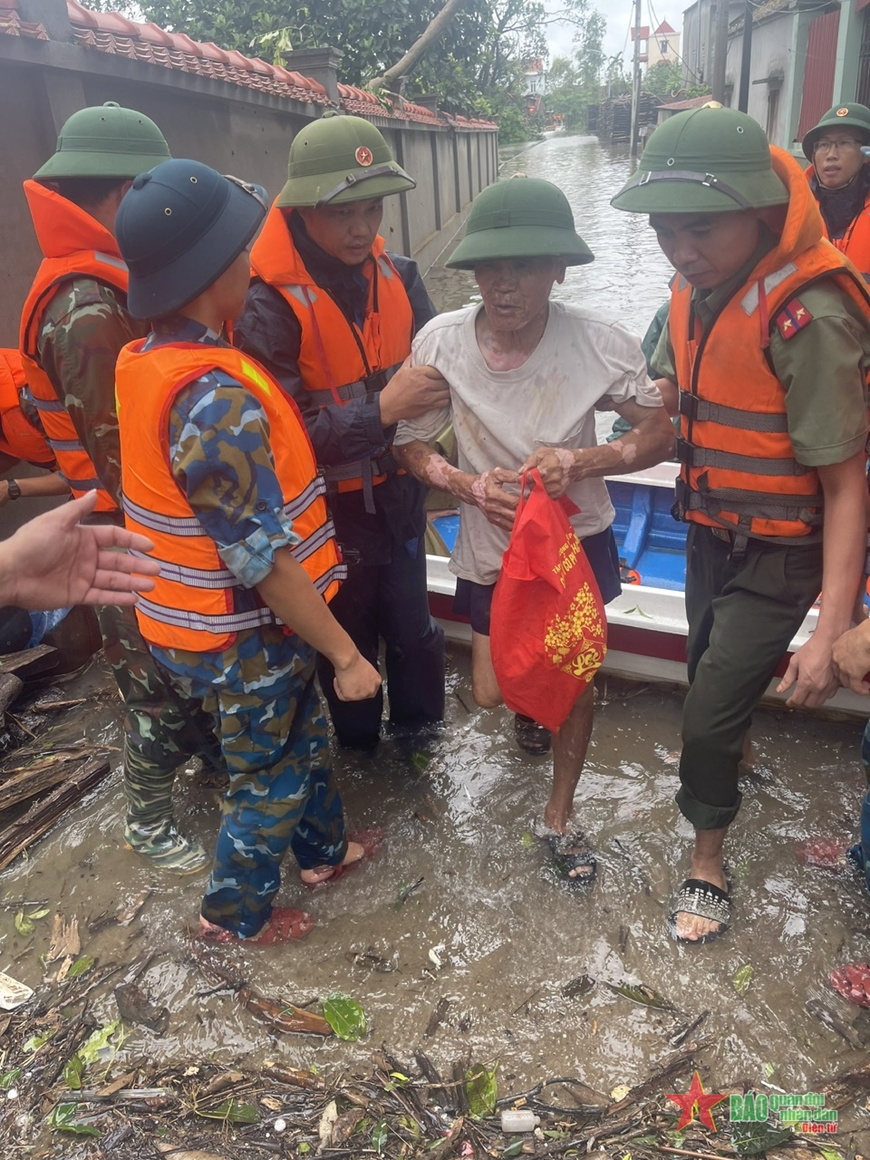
<box><xmin>2</xmin><ymin>134</ymin><xmax>869</xmax><ymax>1143</ymax></box>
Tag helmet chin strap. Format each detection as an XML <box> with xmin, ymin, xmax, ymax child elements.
<box><xmin>317</xmin><ymin>164</ymin><xmax>410</xmax><ymax>205</ymax></box>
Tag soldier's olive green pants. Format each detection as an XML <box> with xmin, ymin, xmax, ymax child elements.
<box><xmin>678</xmin><ymin>523</ymin><xmax>823</xmax><ymax>830</ymax></box>
<box><xmin>97</xmin><ymin>601</ymin><xmax>224</xmax><ymax>827</ymax></box>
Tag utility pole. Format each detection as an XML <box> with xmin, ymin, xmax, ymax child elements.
<box><xmin>711</xmin><ymin>0</ymin><xmax>730</xmax><ymax>102</ymax></box>
<box><xmin>737</xmin><ymin>0</ymin><xmax>752</xmax><ymax>111</ymax></box>
<box><xmin>630</xmin><ymin>0</ymin><xmax>642</xmax><ymax>157</ymax></box>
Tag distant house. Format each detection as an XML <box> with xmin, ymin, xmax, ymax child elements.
<box><xmin>680</xmin><ymin>0</ymin><xmax>870</xmax><ymax>152</ymax></box>
<box><xmin>648</xmin><ymin>20</ymin><xmax>681</xmax><ymax>70</ymax></box>
<box><xmin>523</xmin><ymin>57</ymin><xmax>546</xmax><ymax>116</ymax></box>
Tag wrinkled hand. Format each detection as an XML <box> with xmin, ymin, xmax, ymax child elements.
<box><xmin>379</xmin><ymin>364</ymin><xmax>451</xmax><ymax>426</ymax></box>
<box><xmin>520</xmin><ymin>447</ymin><xmax>576</xmax><ymax>498</ymax></box>
<box><xmin>469</xmin><ymin>468</ymin><xmax>520</xmax><ymax>531</ymax></box>
<box><xmin>333</xmin><ymin>651</ymin><xmax>382</xmax><ymax>702</ymax></box>
<box><xmin>0</xmin><ymin>491</ymin><xmax>160</xmax><ymax>610</ymax></box>
<box><xmin>833</xmin><ymin>621</ymin><xmax>870</xmax><ymax>695</ymax></box>
<box><xmin>776</xmin><ymin>633</ymin><xmax>840</xmax><ymax>707</ymax></box>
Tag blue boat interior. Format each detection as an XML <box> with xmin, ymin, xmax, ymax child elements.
<box><xmin>430</xmin><ymin>480</ymin><xmax>688</xmax><ymax>591</ymax></box>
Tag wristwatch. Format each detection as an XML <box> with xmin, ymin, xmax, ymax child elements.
<box><xmin>6</xmin><ymin>480</ymin><xmax>21</xmax><ymax>501</ymax></box>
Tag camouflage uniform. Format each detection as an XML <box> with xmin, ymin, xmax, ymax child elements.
<box><xmin>145</xmin><ymin>317</ymin><xmax>350</xmax><ymax>937</ymax></box>
<box><xmin>37</xmin><ymin>279</ymin><xmax>221</xmax><ymax>865</ymax></box>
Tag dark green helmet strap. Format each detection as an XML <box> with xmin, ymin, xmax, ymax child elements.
<box><xmin>628</xmin><ymin>168</ymin><xmax>753</xmax><ymax>209</ymax></box>
<box><xmin>318</xmin><ymin>163</ymin><xmax>406</xmax><ymax>205</ymax></box>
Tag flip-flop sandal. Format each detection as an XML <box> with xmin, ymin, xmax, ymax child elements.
<box><xmin>301</xmin><ymin>826</ymin><xmax>383</xmax><ymax>890</ymax></box>
<box><xmin>545</xmin><ymin>832</ymin><xmax>597</xmax><ymax>889</ymax></box>
<box><xmin>830</xmin><ymin>963</ymin><xmax>870</xmax><ymax>1008</ymax></box>
<box><xmin>198</xmin><ymin>906</ymin><xmax>315</xmax><ymax>945</ymax></box>
<box><xmin>667</xmin><ymin>878</ymin><xmax>732</xmax><ymax>945</ymax></box>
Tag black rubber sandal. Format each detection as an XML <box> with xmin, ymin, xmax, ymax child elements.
<box><xmin>667</xmin><ymin>877</ymin><xmax>732</xmax><ymax>944</ymax></box>
<box><xmin>545</xmin><ymin>832</ymin><xmax>597</xmax><ymax>890</ymax></box>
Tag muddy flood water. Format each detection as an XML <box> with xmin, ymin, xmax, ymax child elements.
<box><xmin>2</xmin><ymin>134</ymin><xmax>870</xmax><ymax>1151</ymax></box>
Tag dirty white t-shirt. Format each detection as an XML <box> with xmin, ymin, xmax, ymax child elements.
<box><xmin>394</xmin><ymin>300</ymin><xmax>663</xmax><ymax>585</ymax></box>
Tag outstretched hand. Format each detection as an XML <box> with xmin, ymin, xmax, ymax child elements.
<box><xmin>0</xmin><ymin>491</ymin><xmax>160</xmax><ymax>611</ymax></box>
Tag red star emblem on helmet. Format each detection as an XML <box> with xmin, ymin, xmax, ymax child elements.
<box><xmin>355</xmin><ymin>145</ymin><xmax>373</xmax><ymax>167</ymax></box>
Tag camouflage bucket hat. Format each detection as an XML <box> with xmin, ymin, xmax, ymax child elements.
<box><xmin>446</xmin><ymin>176</ymin><xmax>594</xmax><ymax>268</ymax></box>
<box><xmin>801</xmin><ymin>103</ymin><xmax>870</xmax><ymax>160</ymax></box>
<box><xmin>277</xmin><ymin>112</ymin><xmax>415</xmax><ymax>207</ymax></box>
<box><xmin>611</xmin><ymin>105</ymin><xmax>789</xmax><ymax>214</ymax></box>
<box><xmin>34</xmin><ymin>102</ymin><xmax>171</xmax><ymax>182</ymax></box>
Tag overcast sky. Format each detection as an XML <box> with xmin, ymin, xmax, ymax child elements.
<box><xmin>545</xmin><ymin>0</ymin><xmax>682</xmax><ymax>67</ymax></box>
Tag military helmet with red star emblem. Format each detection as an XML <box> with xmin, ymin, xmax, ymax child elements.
<box><xmin>802</xmin><ymin>103</ymin><xmax>870</xmax><ymax>160</ymax></box>
<box><xmin>277</xmin><ymin>111</ymin><xmax>415</xmax><ymax>207</ymax></box>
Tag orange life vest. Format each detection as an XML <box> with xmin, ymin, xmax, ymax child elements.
<box><xmin>116</xmin><ymin>340</ymin><xmax>345</xmax><ymax>652</ymax></box>
<box><xmin>672</xmin><ymin>146</ymin><xmax>870</xmax><ymax>541</ymax></box>
<box><xmin>19</xmin><ymin>180</ymin><xmax>129</xmax><ymax>511</ymax></box>
<box><xmin>805</xmin><ymin>164</ymin><xmax>870</xmax><ymax>281</ymax></box>
<box><xmin>249</xmin><ymin>204</ymin><xmax>415</xmax><ymax>507</ymax></box>
<box><xmin>0</xmin><ymin>349</ymin><xmax>55</xmax><ymax>468</ymax></box>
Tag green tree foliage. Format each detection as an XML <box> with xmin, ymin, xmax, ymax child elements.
<box><xmin>544</xmin><ymin>6</ymin><xmax>605</xmax><ymax>130</ymax></box>
<box><xmin>644</xmin><ymin>59</ymin><xmax>683</xmax><ymax>98</ymax></box>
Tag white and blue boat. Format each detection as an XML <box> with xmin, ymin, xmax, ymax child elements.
<box><xmin>426</xmin><ymin>462</ymin><xmax>870</xmax><ymax>720</ymax></box>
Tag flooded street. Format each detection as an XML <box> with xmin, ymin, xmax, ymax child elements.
<box><xmin>3</xmin><ymin>133</ymin><xmax>870</xmax><ymax>1149</ymax></box>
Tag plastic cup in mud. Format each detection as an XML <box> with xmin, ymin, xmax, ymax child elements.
<box><xmin>501</xmin><ymin>1109</ymin><xmax>540</xmax><ymax>1132</ymax></box>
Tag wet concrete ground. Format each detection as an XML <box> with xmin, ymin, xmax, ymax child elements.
<box><xmin>2</xmin><ymin>645</ymin><xmax>869</xmax><ymax>1122</ymax></box>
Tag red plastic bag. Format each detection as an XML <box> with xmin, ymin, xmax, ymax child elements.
<box><xmin>490</xmin><ymin>469</ymin><xmax>607</xmax><ymax>733</ymax></box>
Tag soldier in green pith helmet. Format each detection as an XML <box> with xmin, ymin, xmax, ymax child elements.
<box><xmin>236</xmin><ymin>112</ymin><xmax>448</xmax><ymax>755</ymax></box>
<box><xmin>20</xmin><ymin>103</ymin><xmax>223</xmax><ymax>874</ymax></box>
<box><xmin>612</xmin><ymin>104</ymin><xmax>870</xmax><ymax>945</ymax></box>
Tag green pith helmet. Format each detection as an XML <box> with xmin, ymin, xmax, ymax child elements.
<box><xmin>33</xmin><ymin>102</ymin><xmax>171</xmax><ymax>182</ymax></box>
<box><xmin>610</xmin><ymin>105</ymin><xmax>789</xmax><ymax>214</ymax></box>
<box><xmin>802</xmin><ymin>103</ymin><xmax>870</xmax><ymax>160</ymax></box>
<box><xmin>277</xmin><ymin>111</ymin><xmax>415</xmax><ymax>207</ymax></box>
<box><xmin>446</xmin><ymin>176</ymin><xmax>594</xmax><ymax>268</ymax></box>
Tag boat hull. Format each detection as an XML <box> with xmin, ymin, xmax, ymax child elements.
<box><xmin>426</xmin><ymin>466</ymin><xmax>870</xmax><ymax>721</ymax></box>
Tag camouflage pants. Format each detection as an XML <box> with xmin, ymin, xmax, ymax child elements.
<box><xmin>153</xmin><ymin>628</ymin><xmax>347</xmax><ymax>938</ymax></box>
<box><xmin>97</xmin><ymin>602</ymin><xmax>224</xmax><ymax>828</ymax></box>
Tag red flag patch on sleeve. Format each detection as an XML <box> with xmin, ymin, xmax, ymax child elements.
<box><xmin>774</xmin><ymin>297</ymin><xmax>814</xmax><ymax>340</ymax></box>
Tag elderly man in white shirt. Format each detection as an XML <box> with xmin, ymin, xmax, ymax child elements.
<box><xmin>393</xmin><ymin>176</ymin><xmax>674</xmax><ymax>886</ymax></box>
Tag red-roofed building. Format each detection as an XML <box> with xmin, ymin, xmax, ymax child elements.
<box><xmin>648</xmin><ymin>18</ymin><xmax>680</xmax><ymax>70</ymax></box>
<box><xmin>0</xmin><ymin>0</ymin><xmax>498</xmax><ymax>342</ymax></box>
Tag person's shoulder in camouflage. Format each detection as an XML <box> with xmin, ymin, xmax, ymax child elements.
<box><xmin>37</xmin><ymin>276</ymin><xmax>145</xmax><ymax>510</ymax></box>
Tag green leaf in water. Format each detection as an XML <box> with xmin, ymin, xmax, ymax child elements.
<box><xmin>63</xmin><ymin>1055</ymin><xmax>84</xmax><ymax>1091</ymax></box>
<box><xmin>502</xmin><ymin>1142</ymin><xmax>524</xmax><ymax>1159</ymax></box>
<box><xmin>730</xmin><ymin>1121</ymin><xmax>791</xmax><ymax>1155</ymax></box>
<box><xmin>819</xmin><ymin>1150</ymin><xmax>844</xmax><ymax>1160</ymax></box>
<box><xmin>605</xmin><ymin>981</ymin><xmax>674</xmax><ymax>1009</ymax></box>
<box><xmin>371</xmin><ymin>1120</ymin><xmax>389</xmax><ymax>1152</ymax></box>
<box><xmin>762</xmin><ymin>1061</ymin><xmax>775</xmax><ymax>1080</ymax></box>
<box><xmin>48</xmin><ymin>1103</ymin><xmax>101</xmax><ymax>1136</ymax></box>
<box><xmin>14</xmin><ymin>911</ymin><xmax>34</xmax><ymax>936</ymax></box>
<box><xmin>28</xmin><ymin>906</ymin><xmax>50</xmax><ymax>920</ymax></box>
<box><xmin>410</xmin><ymin>750</ymin><xmax>430</xmax><ymax>772</ymax></box>
<box><xmin>197</xmin><ymin>1098</ymin><xmax>258</xmax><ymax>1124</ymax></box>
<box><xmin>0</xmin><ymin>1067</ymin><xmax>21</xmax><ymax>1089</ymax></box>
<box><xmin>732</xmin><ymin>963</ymin><xmax>754</xmax><ymax>996</ymax></box>
<box><xmin>24</xmin><ymin>1031</ymin><xmax>54</xmax><ymax>1054</ymax></box>
<box><xmin>322</xmin><ymin>994</ymin><xmax>367</xmax><ymax>1041</ymax></box>
<box><xmin>78</xmin><ymin>1019</ymin><xmax>124</xmax><ymax>1066</ymax></box>
<box><xmin>67</xmin><ymin>955</ymin><xmax>95</xmax><ymax>980</ymax></box>
<box><xmin>465</xmin><ymin>1061</ymin><xmax>498</xmax><ymax>1118</ymax></box>
<box><xmin>297</xmin><ymin>1144</ymin><xmax>311</xmax><ymax>1155</ymax></box>
<box><xmin>521</xmin><ymin>831</ymin><xmax>533</xmax><ymax>849</ymax></box>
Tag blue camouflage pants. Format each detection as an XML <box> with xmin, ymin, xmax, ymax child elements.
<box><xmin>152</xmin><ymin>625</ymin><xmax>348</xmax><ymax>938</ymax></box>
